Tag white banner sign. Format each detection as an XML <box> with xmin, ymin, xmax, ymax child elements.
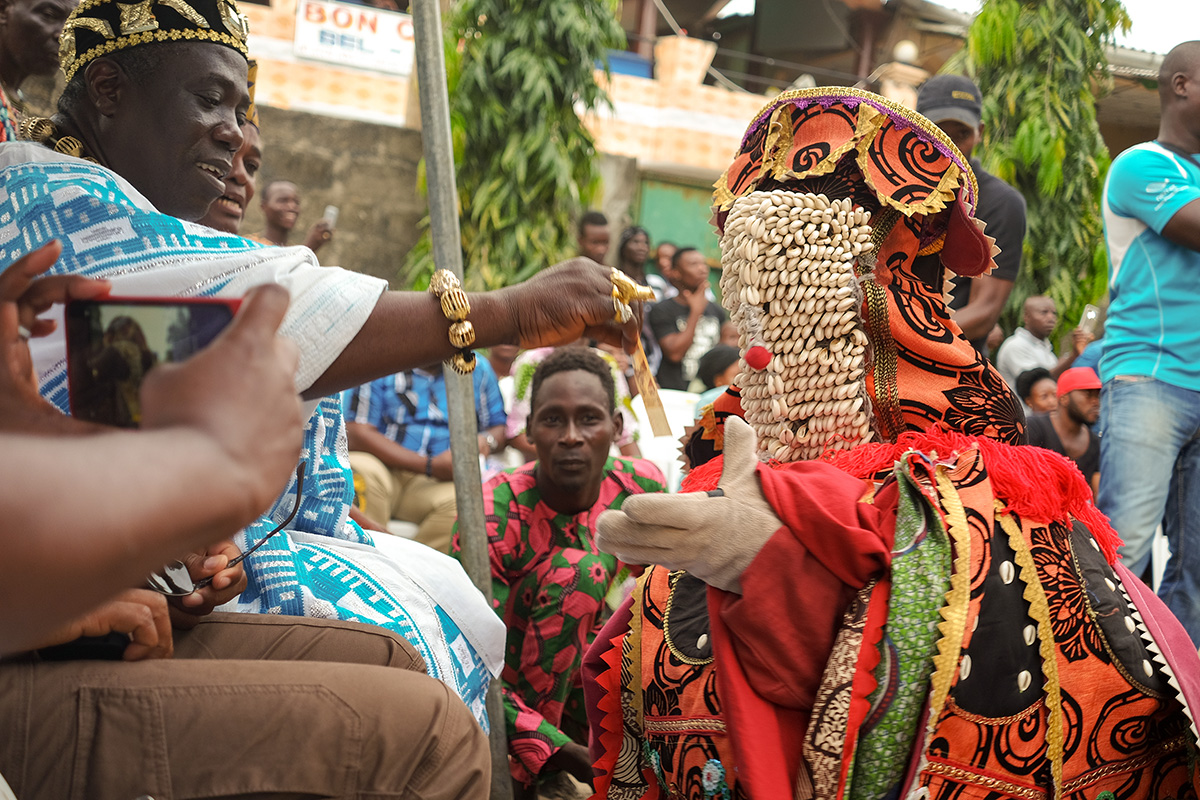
<box><xmin>294</xmin><ymin>0</ymin><xmax>414</xmax><ymax>76</ymax></box>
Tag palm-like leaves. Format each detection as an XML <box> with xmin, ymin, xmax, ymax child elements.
<box><xmin>951</xmin><ymin>0</ymin><xmax>1130</xmax><ymax>336</ymax></box>
<box><xmin>404</xmin><ymin>0</ymin><xmax>624</xmax><ymax>290</ymax></box>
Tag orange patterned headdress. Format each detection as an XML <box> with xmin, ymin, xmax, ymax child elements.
<box><xmin>704</xmin><ymin>87</ymin><xmax>1021</xmax><ymax>466</ymax></box>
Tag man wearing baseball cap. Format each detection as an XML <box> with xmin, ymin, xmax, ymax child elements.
<box><xmin>1026</xmin><ymin>366</ymin><xmax>1101</xmax><ymax>496</ymax></box>
<box><xmin>917</xmin><ymin>74</ymin><xmax>1027</xmax><ymax>356</ymax></box>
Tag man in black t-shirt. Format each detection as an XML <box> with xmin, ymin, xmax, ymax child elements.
<box><xmin>917</xmin><ymin>75</ymin><xmax>1027</xmax><ymax>356</ymax></box>
<box><xmin>648</xmin><ymin>247</ymin><xmax>726</xmax><ymax>391</ymax></box>
<box><xmin>1025</xmin><ymin>367</ymin><xmax>1101</xmax><ymax>497</ymax></box>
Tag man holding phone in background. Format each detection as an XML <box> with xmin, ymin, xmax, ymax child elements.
<box><xmin>250</xmin><ymin>178</ymin><xmax>336</xmax><ymax>257</ymax></box>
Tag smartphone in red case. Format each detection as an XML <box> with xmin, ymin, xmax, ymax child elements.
<box><xmin>65</xmin><ymin>295</ymin><xmax>241</xmax><ymax>427</ymax></box>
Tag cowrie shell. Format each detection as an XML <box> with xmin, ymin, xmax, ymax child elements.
<box><xmin>960</xmin><ymin>654</ymin><xmax>972</xmax><ymax>680</ymax></box>
<box><xmin>1023</xmin><ymin>624</ymin><xmax>1036</xmax><ymax>646</ymax></box>
<box><xmin>1017</xmin><ymin>670</ymin><xmax>1032</xmax><ymax>693</ymax></box>
<box><xmin>1143</xmin><ymin>659</ymin><xmax>1154</xmax><ymax>677</ymax></box>
<box><xmin>1125</xmin><ymin>616</ymin><xmax>1136</xmax><ymax>633</ymax></box>
<box><xmin>1000</xmin><ymin>560</ymin><xmax>1015</xmax><ymax>585</ymax></box>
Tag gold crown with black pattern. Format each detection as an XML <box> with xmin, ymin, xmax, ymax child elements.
<box><xmin>59</xmin><ymin>0</ymin><xmax>249</xmax><ymax>83</ymax></box>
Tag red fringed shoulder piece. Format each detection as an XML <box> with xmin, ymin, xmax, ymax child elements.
<box><xmin>826</xmin><ymin>426</ymin><xmax>1122</xmax><ymax>564</ymax></box>
<box><xmin>679</xmin><ymin>425</ymin><xmax>1121</xmax><ymax>565</ymax></box>
<box><xmin>681</xmin><ymin>457</ymin><xmax>724</xmax><ymax>494</ymax></box>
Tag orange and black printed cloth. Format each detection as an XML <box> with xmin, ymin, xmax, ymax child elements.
<box><xmin>583</xmin><ymin>87</ymin><xmax>1200</xmax><ymax>800</ymax></box>
<box><xmin>712</xmin><ymin>87</ymin><xmax>994</xmax><ymax>279</ymax></box>
<box><xmin>584</xmin><ymin>434</ymin><xmax>1200</xmax><ymax>800</ymax></box>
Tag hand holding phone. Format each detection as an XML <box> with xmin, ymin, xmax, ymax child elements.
<box><xmin>304</xmin><ymin>213</ymin><xmax>335</xmax><ymax>252</ymax></box>
<box><xmin>1078</xmin><ymin>303</ymin><xmax>1102</xmax><ymax>337</ymax></box>
<box><xmin>0</xmin><ymin>242</ymin><xmax>110</xmax><ymax>432</ymax></box>
<box><xmin>67</xmin><ymin>295</ymin><xmax>242</xmax><ymax>428</ymax></box>
<box><xmin>0</xmin><ymin>241</ymin><xmax>111</xmax><ymax>336</ymax></box>
<box><xmin>137</xmin><ymin>285</ymin><xmax>303</xmax><ymax>514</ymax></box>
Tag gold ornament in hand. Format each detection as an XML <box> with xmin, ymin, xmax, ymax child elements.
<box><xmin>610</xmin><ymin>268</ymin><xmax>656</xmax><ymax>304</ymax></box>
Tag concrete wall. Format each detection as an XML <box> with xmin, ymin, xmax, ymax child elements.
<box><xmin>240</xmin><ymin>104</ymin><xmax>428</xmax><ymax>286</ymax></box>
<box><xmin>240</xmin><ymin>111</ymin><xmax>643</xmax><ymax>281</ymax></box>
<box><xmin>594</xmin><ymin>152</ymin><xmax>640</xmax><ymax>262</ymax></box>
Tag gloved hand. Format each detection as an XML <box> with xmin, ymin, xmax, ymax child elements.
<box><xmin>596</xmin><ymin>416</ymin><xmax>783</xmax><ymax>593</ymax></box>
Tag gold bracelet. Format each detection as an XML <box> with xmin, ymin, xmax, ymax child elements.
<box><xmin>428</xmin><ymin>269</ymin><xmax>477</xmax><ymax>373</ymax></box>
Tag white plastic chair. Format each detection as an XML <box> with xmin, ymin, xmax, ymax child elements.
<box><xmin>630</xmin><ymin>388</ymin><xmax>702</xmax><ymax>493</ymax></box>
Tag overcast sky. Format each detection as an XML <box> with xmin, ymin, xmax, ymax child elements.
<box><xmin>932</xmin><ymin>0</ymin><xmax>1199</xmax><ymax>54</ymax></box>
<box><xmin>717</xmin><ymin>0</ymin><xmax>1199</xmax><ymax>56</ymax></box>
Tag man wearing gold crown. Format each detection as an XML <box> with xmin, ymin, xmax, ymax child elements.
<box><xmin>0</xmin><ymin>0</ymin><xmax>651</xmax><ymax>795</ymax></box>
<box><xmin>0</xmin><ymin>0</ymin><xmax>646</xmax><ymax>737</ymax></box>
<box><xmin>587</xmin><ymin>88</ymin><xmax>1200</xmax><ymax>800</ymax></box>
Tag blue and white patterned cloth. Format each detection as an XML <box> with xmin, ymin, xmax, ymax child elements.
<box><xmin>0</xmin><ymin>142</ymin><xmax>503</xmax><ymax>728</ymax></box>
<box><xmin>345</xmin><ymin>360</ymin><xmax>506</xmax><ymax>456</ymax></box>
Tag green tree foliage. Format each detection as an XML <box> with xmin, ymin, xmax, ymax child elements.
<box><xmin>404</xmin><ymin>0</ymin><xmax>624</xmax><ymax>290</ymax></box>
<box><xmin>950</xmin><ymin>0</ymin><xmax>1130</xmax><ymax>335</ymax></box>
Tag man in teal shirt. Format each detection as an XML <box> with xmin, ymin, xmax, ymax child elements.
<box><xmin>1100</xmin><ymin>40</ymin><xmax>1200</xmax><ymax>642</ymax></box>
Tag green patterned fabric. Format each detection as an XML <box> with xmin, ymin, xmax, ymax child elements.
<box><xmin>849</xmin><ymin>466</ymin><xmax>953</xmax><ymax>800</ymax></box>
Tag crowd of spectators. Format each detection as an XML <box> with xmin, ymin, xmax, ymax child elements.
<box><xmin>2</xmin><ymin>1</ymin><xmax>1199</xmax><ymax>796</ymax></box>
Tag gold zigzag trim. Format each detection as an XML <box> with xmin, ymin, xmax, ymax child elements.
<box><xmin>996</xmin><ymin>502</ymin><xmax>1064</xmax><ymax>800</ymax></box>
<box><xmin>626</xmin><ymin>568</ymin><xmax>650</xmax><ymax>726</ymax></box>
<box><xmin>927</xmin><ymin>466</ymin><xmax>973</xmax><ymax>736</ymax></box>
<box><xmin>743</xmin><ymin>86</ymin><xmax>979</xmax><ymax>201</ymax></box>
<box><xmin>714</xmin><ymin>86</ymin><xmax>979</xmax><ymax>217</ymax></box>
<box><xmin>63</xmin><ymin>26</ymin><xmax>247</xmax><ymax>82</ymax></box>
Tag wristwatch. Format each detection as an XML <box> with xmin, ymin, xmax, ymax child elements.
<box><xmin>483</xmin><ymin>433</ymin><xmax>498</xmax><ymax>454</ymax></box>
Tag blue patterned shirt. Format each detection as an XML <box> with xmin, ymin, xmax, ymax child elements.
<box><xmin>345</xmin><ymin>359</ymin><xmax>507</xmax><ymax>456</ymax></box>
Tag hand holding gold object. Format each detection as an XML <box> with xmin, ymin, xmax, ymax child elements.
<box><xmin>611</xmin><ymin>268</ymin><xmax>655</xmax><ymax>323</ymax></box>
<box><xmin>610</xmin><ymin>268</ymin><xmax>657</xmax><ymax>304</ymax></box>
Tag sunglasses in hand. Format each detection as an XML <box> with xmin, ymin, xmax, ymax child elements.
<box><xmin>147</xmin><ymin>461</ymin><xmax>307</xmax><ymax>596</ymax></box>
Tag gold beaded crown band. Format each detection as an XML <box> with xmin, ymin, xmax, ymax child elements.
<box><xmin>59</xmin><ymin>0</ymin><xmax>249</xmax><ymax>83</ymax></box>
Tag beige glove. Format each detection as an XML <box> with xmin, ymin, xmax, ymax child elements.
<box><xmin>596</xmin><ymin>416</ymin><xmax>783</xmax><ymax>593</ymax></box>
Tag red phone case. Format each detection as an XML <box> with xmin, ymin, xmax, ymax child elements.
<box><xmin>65</xmin><ymin>295</ymin><xmax>242</xmax><ymax>424</ymax></box>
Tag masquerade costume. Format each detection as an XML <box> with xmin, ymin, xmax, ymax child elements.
<box><xmin>588</xmin><ymin>89</ymin><xmax>1200</xmax><ymax>800</ymax></box>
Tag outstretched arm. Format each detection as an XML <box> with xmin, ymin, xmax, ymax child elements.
<box><xmin>305</xmin><ymin>260</ymin><xmax>644</xmax><ymax>398</ymax></box>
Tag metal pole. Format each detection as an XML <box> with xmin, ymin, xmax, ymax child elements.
<box><xmin>409</xmin><ymin>2</ymin><xmax>512</xmax><ymax>799</ymax></box>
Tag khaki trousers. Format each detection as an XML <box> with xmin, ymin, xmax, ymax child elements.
<box><xmin>0</xmin><ymin>614</ymin><xmax>489</xmax><ymax>800</ymax></box>
<box><xmin>349</xmin><ymin>451</ymin><xmax>458</xmax><ymax>553</ymax></box>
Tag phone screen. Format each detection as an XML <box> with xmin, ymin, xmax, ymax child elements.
<box><xmin>66</xmin><ymin>298</ymin><xmax>236</xmax><ymax>428</ymax></box>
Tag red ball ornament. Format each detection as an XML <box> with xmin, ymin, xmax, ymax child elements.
<box><xmin>745</xmin><ymin>345</ymin><xmax>772</xmax><ymax>370</ymax></box>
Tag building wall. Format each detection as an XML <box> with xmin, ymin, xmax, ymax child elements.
<box><xmin>240</xmin><ymin>104</ymin><xmax>428</xmax><ymax>285</ymax></box>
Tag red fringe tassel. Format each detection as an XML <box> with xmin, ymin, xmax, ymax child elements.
<box><xmin>680</xmin><ymin>425</ymin><xmax>1121</xmax><ymax>564</ymax></box>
